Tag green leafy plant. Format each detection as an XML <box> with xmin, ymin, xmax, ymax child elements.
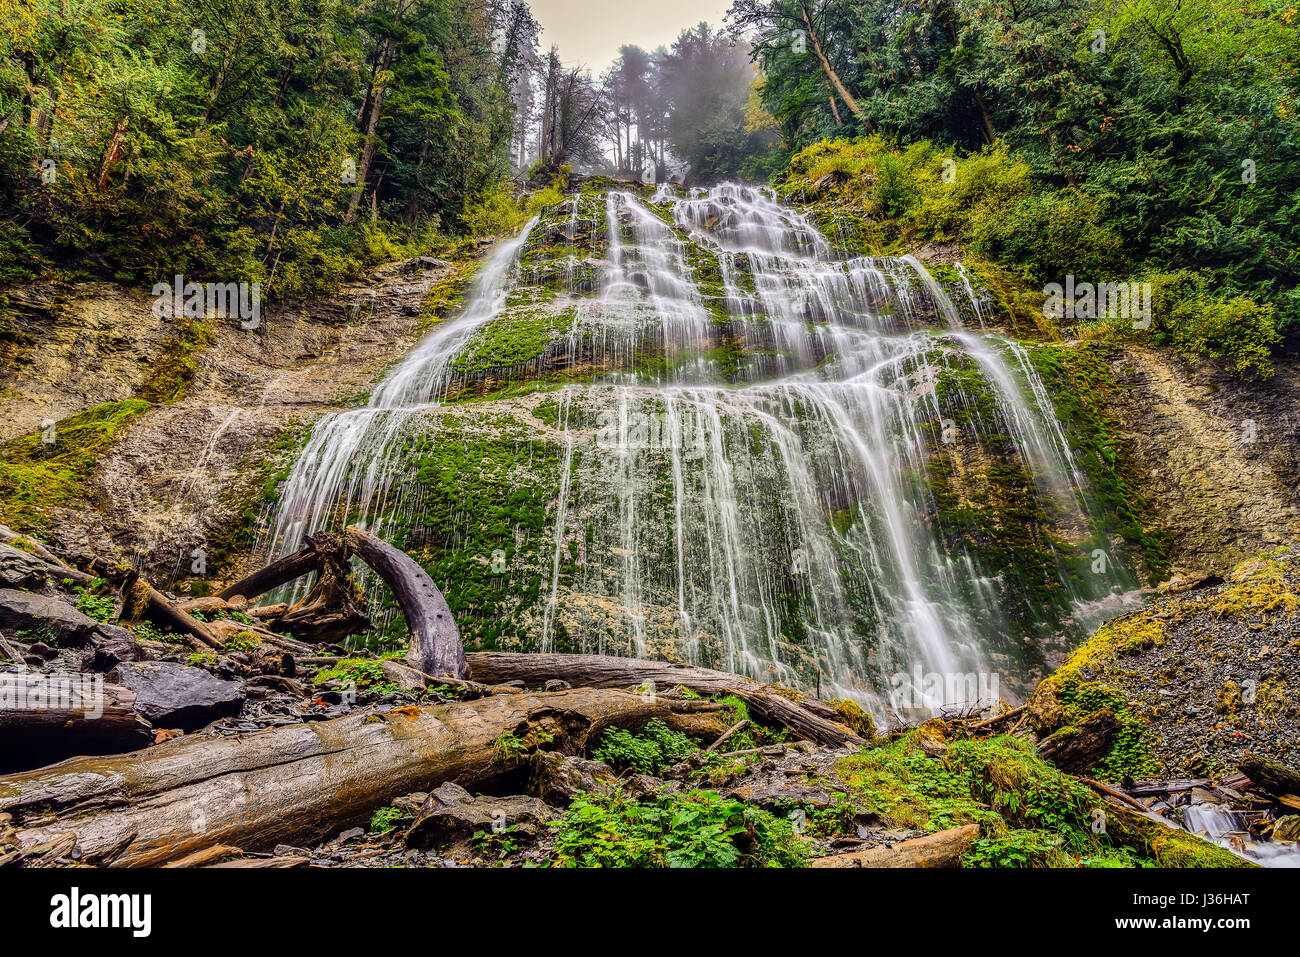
<box><xmin>549</xmin><ymin>789</ymin><xmax>806</xmax><ymax>868</ymax></box>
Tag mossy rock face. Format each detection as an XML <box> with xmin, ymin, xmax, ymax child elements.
<box><xmin>1026</xmin><ymin>548</ymin><xmax>1300</xmax><ymax>780</ymax></box>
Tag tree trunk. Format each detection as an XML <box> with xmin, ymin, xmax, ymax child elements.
<box><xmin>344</xmin><ymin>527</ymin><xmax>466</xmax><ymax>679</ymax></box>
<box><xmin>799</xmin><ymin>1</ymin><xmax>865</xmax><ymax>123</ymax></box>
<box><xmin>1241</xmin><ymin>753</ymin><xmax>1300</xmax><ymax>799</ymax></box>
<box><xmin>346</xmin><ymin>0</ymin><xmax>408</xmax><ymax>223</ymax></box>
<box><xmin>465</xmin><ymin>652</ymin><xmax>865</xmax><ymax>747</ymax></box>
<box><xmin>0</xmin><ymin>688</ymin><xmax>721</xmax><ymax>866</ymax></box>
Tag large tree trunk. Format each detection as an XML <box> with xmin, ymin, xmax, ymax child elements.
<box><xmin>0</xmin><ymin>688</ymin><xmax>721</xmax><ymax>866</ymax></box>
<box><xmin>465</xmin><ymin>652</ymin><xmax>866</xmax><ymax>748</ymax></box>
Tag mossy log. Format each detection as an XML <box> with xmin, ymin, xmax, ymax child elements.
<box><xmin>465</xmin><ymin>652</ymin><xmax>866</xmax><ymax>748</ymax></box>
<box><xmin>809</xmin><ymin>824</ymin><xmax>979</xmax><ymax>868</ymax></box>
<box><xmin>1240</xmin><ymin>752</ymin><xmax>1300</xmax><ymax>800</ymax></box>
<box><xmin>1099</xmin><ymin>799</ymin><xmax>1256</xmax><ymax>868</ymax></box>
<box><xmin>1035</xmin><ymin>708</ymin><xmax>1120</xmax><ymax>774</ymax></box>
<box><xmin>0</xmin><ymin>687</ymin><xmax>718</xmax><ymax>866</ymax></box>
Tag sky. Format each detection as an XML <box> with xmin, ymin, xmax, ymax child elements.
<box><xmin>527</xmin><ymin>0</ymin><xmax>733</xmax><ymax>73</ymax></box>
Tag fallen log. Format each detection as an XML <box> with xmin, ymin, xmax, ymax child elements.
<box><xmin>465</xmin><ymin>652</ymin><xmax>866</xmax><ymax>748</ymax></box>
<box><xmin>0</xmin><ymin>687</ymin><xmax>721</xmax><ymax>866</ymax></box>
<box><xmin>810</xmin><ymin>825</ymin><xmax>979</xmax><ymax>868</ymax></box>
<box><xmin>216</xmin><ymin>546</ymin><xmax>321</xmax><ymax>603</ymax></box>
<box><xmin>217</xmin><ymin>529</ymin><xmax>465</xmax><ymax>679</ymax></box>
<box><xmin>706</xmin><ymin>719</ymin><xmax>749</xmax><ymax>752</ymax></box>
<box><xmin>1240</xmin><ymin>752</ymin><xmax>1300</xmax><ymax>800</ymax></box>
<box><xmin>344</xmin><ymin>527</ymin><xmax>465</xmax><ymax>679</ymax></box>
<box><xmin>1097</xmin><ymin>797</ymin><xmax>1256</xmax><ymax>868</ymax></box>
<box><xmin>0</xmin><ymin>674</ymin><xmax>151</xmax><ymax>772</ymax></box>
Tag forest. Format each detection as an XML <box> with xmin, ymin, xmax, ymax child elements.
<box><xmin>0</xmin><ymin>0</ymin><xmax>1299</xmax><ymax>897</ymax></box>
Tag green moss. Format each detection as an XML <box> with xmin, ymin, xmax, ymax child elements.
<box><xmin>0</xmin><ymin>399</ymin><xmax>151</xmax><ymax>532</ymax></box>
<box><xmin>450</xmin><ymin>308</ymin><xmax>575</xmax><ymax>377</ymax></box>
<box><xmin>136</xmin><ymin>319</ymin><xmax>217</xmax><ymax>403</ymax></box>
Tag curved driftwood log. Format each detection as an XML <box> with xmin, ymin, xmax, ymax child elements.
<box><xmin>0</xmin><ymin>688</ymin><xmax>720</xmax><ymax>866</ymax></box>
<box><xmin>214</xmin><ymin>528</ymin><xmax>465</xmax><ymax>678</ymax></box>
<box><xmin>344</xmin><ymin>526</ymin><xmax>466</xmax><ymax>679</ymax></box>
<box><xmin>465</xmin><ymin>652</ymin><xmax>866</xmax><ymax>748</ymax></box>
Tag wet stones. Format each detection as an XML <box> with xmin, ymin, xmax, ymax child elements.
<box><xmin>108</xmin><ymin>661</ymin><xmax>246</xmax><ymax>731</ymax></box>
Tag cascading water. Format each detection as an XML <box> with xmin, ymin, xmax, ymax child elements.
<box><xmin>259</xmin><ymin>183</ymin><xmax>1135</xmax><ymax>723</ymax></box>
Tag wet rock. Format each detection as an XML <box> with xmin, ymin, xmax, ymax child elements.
<box><xmin>0</xmin><ymin>544</ymin><xmax>70</xmax><ymax>590</ymax></box>
<box><xmin>0</xmin><ymin>588</ymin><xmax>100</xmax><ymax>645</ymax></box>
<box><xmin>911</xmin><ymin>718</ymin><xmax>948</xmax><ymax>757</ymax></box>
<box><xmin>80</xmin><ymin>623</ymin><xmax>144</xmax><ymax>671</ymax></box>
<box><xmin>108</xmin><ymin>661</ymin><xmax>245</xmax><ymax>731</ymax></box>
<box><xmin>337</xmin><ymin>827</ymin><xmax>365</xmax><ymax>843</ymax></box>
<box><xmin>1272</xmin><ymin>816</ymin><xmax>1300</xmax><ymax>843</ymax></box>
<box><xmin>529</xmin><ymin>752</ymin><xmax>622</xmax><ymax>805</ymax></box>
<box><xmin>405</xmin><ymin>793</ymin><xmax>557</xmax><ymax>851</ymax></box>
<box><xmin>1188</xmin><ymin>786</ymin><xmax>1222</xmax><ymax>806</ymax></box>
<box><xmin>391</xmin><ymin>792</ymin><xmax>429</xmax><ymax>815</ymax></box>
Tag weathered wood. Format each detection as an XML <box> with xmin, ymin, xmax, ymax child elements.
<box><xmin>0</xmin><ymin>687</ymin><xmax>719</xmax><ymax>866</ymax></box>
<box><xmin>275</xmin><ymin>533</ymin><xmax>371</xmax><ymax>644</ymax></box>
<box><xmin>706</xmin><ymin>719</ymin><xmax>749</xmax><ymax>752</ymax></box>
<box><xmin>1240</xmin><ymin>752</ymin><xmax>1300</xmax><ymax>800</ymax></box>
<box><xmin>217</xmin><ymin>546</ymin><xmax>321</xmax><ymax>602</ymax></box>
<box><xmin>1036</xmin><ymin>708</ymin><xmax>1119</xmax><ymax>773</ymax></box>
<box><xmin>133</xmin><ymin>577</ymin><xmax>224</xmax><ymax>652</ymax></box>
<box><xmin>810</xmin><ymin>825</ymin><xmax>979</xmax><ymax>868</ymax></box>
<box><xmin>344</xmin><ymin>527</ymin><xmax>466</xmax><ymax>679</ymax></box>
<box><xmin>465</xmin><ymin>652</ymin><xmax>866</xmax><ymax>748</ymax></box>
<box><xmin>161</xmin><ymin>845</ymin><xmax>244</xmax><ymax>868</ymax></box>
<box><xmin>0</xmin><ymin>674</ymin><xmax>151</xmax><ymax>772</ymax></box>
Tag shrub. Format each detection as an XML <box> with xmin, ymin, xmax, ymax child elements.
<box><xmin>971</xmin><ymin>188</ymin><xmax>1128</xmax><ymax>282</ymax></box>
<box><xmin>462</xmin><ymin>184</ymin><xmax>526</xmax><ymax>236</ymax></box>
<box><xmin>1146</xmin><ymin>271</ymin><xmax>1280</xmax><ymax>379</ymax></box>
<box><xmin>549</xmin><ymin>789</ymin><xmax>807</xmax><ymax>868</ymax></box>
<box><xmin>592</xmin><ymin>719</ymin><xmax>698</xmax><ymax>774</ymax></box>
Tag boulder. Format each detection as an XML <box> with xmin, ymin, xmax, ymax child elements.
<box><xmin>81</xmin><ymin>623</ymin><xmax>145</xmax><ymax>671</ymax></box>
<box><xmin>1272</xmin><ymin>815</ymin><xmax>1300</xmax><ymax>843</ymax></box>
<box><xmin>107</xmin><ymin>661</ymin><xmax>245</xmax><ymax>730</ymax></box>
<box><xmin>529</xmin><ymin>752</ymin><xmax>621</xmax><ymax>805</ymax></box>
<box><xmin>911</xmin><ymin>718</ymin><xmax>949</xmax><ymax>757</ymax></box>
<box><xmin>405</xmin><ymin>792</ymin><xmax>556</xmax><ymax>850</ymax></box>
<box><xmin>0</xmin><ymin>544</ymin><xmax>67</xmax><ymax>590</ymax></box>
<box><xmin>0</xmin><ymin>588</ymin><xmax>100</xmax><ymax>645</ymax></box>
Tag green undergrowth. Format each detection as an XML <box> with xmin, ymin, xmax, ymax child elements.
<box><xmin>833</xmin><ymin>732</ymin><xmax>1173</xmax><ymax>867</ymax></box>
<box><xmin>592</xmin><ymin>719</ymin><xmax>699</xmax><ymax>775</ymax></box>
<box><xmin>548</xmin><ymin>789</ymin><xmax>806</xmax><ymax>868</ymax></box>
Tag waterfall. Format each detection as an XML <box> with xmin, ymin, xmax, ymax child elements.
<box><xmin>259</xmin><ymin>184</ymin><xmax>1130</xmax><ymax>722</ymax></box>
<box><xmin>260</xmin><ymin>217</ymin><xmax>540</xmax><ymax>594</ymax></box>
